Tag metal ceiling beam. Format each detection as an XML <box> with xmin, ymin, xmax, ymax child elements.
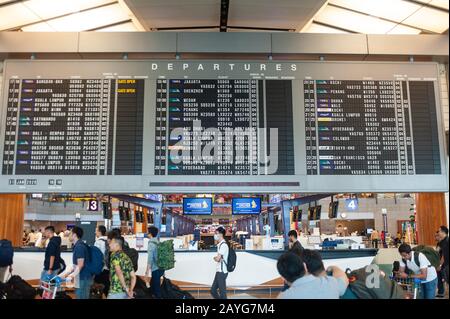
<box><xmin>327</xmin><ymin>2</ymin><xmax>435</xmax><ymax>34</ymax></box>
<box><xmin>87</xmin><ymin>19</ymin><xmax>133</xmax><ymax>32</ymax></box>
<box><xmin>219</xmin><ymin>0</ymin><xmax>230</xmax><ymax>32</ymax></box>
<box><xmin>406</xmin><ymin>0</ymin><xmax>449</xmax><ymax>13</ymax></box>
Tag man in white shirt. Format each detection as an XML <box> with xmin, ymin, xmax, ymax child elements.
<box><xmin>397</xmin><ymin>243</ymin><xmax>438</xmax><ymax>299</ymax></box>
<box><xmin>35</xmin><ymin>229</ymin><xmax>43</xmax><ymax>248</ymax></box>
<box><xmin>94</xmin><ymin>225</ymin><xmax>108</xmax><ymax>255</ymax></box>
<box><xmin>211</xmin><ymin>227</ymin><xmax>229</xmax><ymax>299</ymax></box>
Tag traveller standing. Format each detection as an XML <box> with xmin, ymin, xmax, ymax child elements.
<box><xmin>108</xmin><ymin>237</ymin><xmax>136</xmax><ymax>299</ymax></box>
<box><xmin>288</xmin><ymin>230</ymin><xmax>304</xmax><ymax>252</ymax></box>
<box><xmin>145</xmin><ymin>226</ymin><xmax>164</xmax><ymax>298</ymax></box>
<box><xmin>35</xmin><ymin>229</ymin><xmax>43</xmax><ymax>248</ymax></box>
<box><xmin>371</xmin><ymin>229</ymin><xmax>379</xmax><ymax>249</ymax></box>
<box><xmin>210</xmin><ymin>226</ymin><xmax>229</xmax><ymax>299</ymax></box>
<box><xmin>94</xmin><ymin>225</ymin><xmax>110</xmax><ymax>297</ymax></box>
<box><xmin>0</xmin><ymin>239</ymin><xmax>13</xmax><ymax>283</ymax></box>
<box><xmin>59</xmin><ymin>226</ymin><xmax>93</xmax><ymax>299</ymax></box>
<box><xmin>437</xmin><ymin>226</ymin><xmax>449</xmax><ymax>294</ymax></box>
<box><xmin>41</xmin><ymin>226</ymin><xmax>62</xmax><ymax>281</ymax></box>
<box><xmin>27</xmin><ymin>229</ymin><xmax>36</xmax><ymax>246</ymax></box>
<box><xmin>94</xmin><ymin>225</ymin><xmax>108</xmax><ymax>255</ymax></box>
<box><xmin>397</xmin><ymin>243</ymin><xmax>438</xmax><ymax>299</ymax></box>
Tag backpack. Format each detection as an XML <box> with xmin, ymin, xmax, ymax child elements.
<box><xmin>84</xmin><ymin>244</ymin><xmax>104</xmax><ymax>276</ymax></box>
<box><xmin>150</xmin><ymin>240</ymin><xmax>175</xmax><ymax>271</ymax></box>
<box><xmin>220</xmin><ymin>242</ymin><xmax>237</xmax><ymax>273</ymax></box>
<box><xmin>403</xmin><ymin>246</ymin><xmax>441</xmax><ymax>271</ymax></box>
<box><xmin>99</xmin><ymin>238</ymin><xmax>110</xmax><ymax>268</ymax></box>
<box><xmin>0</xmin><ymin>239</ymin><xmax>13</xmax><ymax>267</ymax></box>
<box><xmin>57</xmin><ymin>258</ymin><xmax>66</xmax><ymax>275</ymax></box>
<box><xmin>346</xmin><ymin>267</ymin><xmax>406</xmax><ymax>299</ymax></box>
<box><xmin>160</xmin><ymin>277</ymin><xmax>194</xmax><ymax>299</ymax></box>
<box><xmin>123</xmin><ymin>246</ymin><xmax>139</xmax><ymax>272</ymax></box>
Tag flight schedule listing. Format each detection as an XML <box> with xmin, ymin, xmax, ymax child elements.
<box><xmin>2</xmin><ymin>78</ymin><xmax>145</xmax><ymax>176</ymax></box>
<box><xmin>304</xmin><ymin>80</ymin><xmax>441</xmax><ymax>175</ymax></box>
<box><xmin>155</xmin><ymin>79</ymin><xmax>294</xmax><ymax>176</ymax></box>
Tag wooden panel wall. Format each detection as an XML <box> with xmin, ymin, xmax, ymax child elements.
<box><xmin>0</xmin><ymin>194</ymin><xmax>25</xmax><ymax>246</ymax></box>
<box><xmin>416</xmin><ymin>192</ymin><xmax>447</xmax><ymax>245</ymax></box>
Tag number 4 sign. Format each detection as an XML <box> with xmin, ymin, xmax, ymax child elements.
<box><xmin>87</xmin><ymin>200</ymin><xmax>98</xmax><ymax>211</ymax></box>
<box><xmin>345</xmin><ymin>199</ymin><xmax>358</xmax><ymax>211</ymax></box>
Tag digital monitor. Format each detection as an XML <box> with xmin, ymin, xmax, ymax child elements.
<box><xmin>183</xmin><ymin>197</ymin><xmax>213</xmax><ymax>215</ymax></box>
<box><xmin>232</xmin><ymin>197</ymin><xmax>262</xmax><ymax>215</ymax></box>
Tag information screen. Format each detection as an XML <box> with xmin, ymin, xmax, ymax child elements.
<box><xmin>304</xmin><ymin>80</ymin><xmax>440</xmax><ymax>175</ymax></box>
<box><xmin>155</xmin><ymin>79</ymin><xmax>294</xmax><ymax>176</ymax></box>
<box><xmin>3</xmin><ymin>78</ymin><xmax>144</xmax><ymax>178</ymax></box>
<box><xmin>232</xmin><ymin>197</ymin><xmax>262</xmax><ymax>215</ymax></box>
<box><xmin>0</xmin><ymin>60</ymin><xmax>447</xmax><ymax>193</ymax></box>
<box><xmin>183</xmin><ymin>197</ymin><xmax>213</xmax><ymax>215</ymax></box>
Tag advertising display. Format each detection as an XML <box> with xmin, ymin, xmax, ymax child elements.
<box><xmin>232</xmin><ymin>197</ymin><xmax>262</xmax><ymax>215</ymax></box>
<box><xmin>183</xmin><ymin>197</ymin><xmax>213</xmax><ymax>215</ymax></box>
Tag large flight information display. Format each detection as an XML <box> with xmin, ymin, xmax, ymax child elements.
<box><xmin>304</xmin><ymin>80</ymin><xmax>441</xmax><ymax>176</ymax></box>
<box><xmin>2</xmin><ymin>78</ymin><xmax>144</xmax><ymax>179</ymax></box>
<box><xmin>0</xmin><ymin>60</ymin><xmax>447</xmax><ymax>193</ymax></box>
<box><xmin>154</xmin><ymin>79</ymin><xmax>294</xmax><ymax>176</ymax></box>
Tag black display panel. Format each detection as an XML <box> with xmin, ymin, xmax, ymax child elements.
<box><xmin>2</xmin><ymin>78</ymin><xmax>144</xmax><ymax>176</ymax></box>
<box><xmin>154</xmin><ymin>79</ymin><xmax>294</xmax><ymax>176</ymax></box>
<box><xmin>304</xmin><ymin>80</ymin><xmax>441</xmax><ymax>175</ymax></box>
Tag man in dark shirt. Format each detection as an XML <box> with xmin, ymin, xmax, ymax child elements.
<box><xmin>41</xmin><ymin>226</ymin><xmax>62</xmax><ymax>281</ymax></box>
<box><xmin>438</xmin><ymin>226</ymin><xmax>449</xmax><ymax>286</ymax></box>
<box><xmin>288</xmin><ymin>230</ymin><xmax>304</xmax><ymax>253</ymax></box>
<box><xmin>59</xmin><ymin>226</ymin><xmax>93</xmax><ymax>299</ymax></box>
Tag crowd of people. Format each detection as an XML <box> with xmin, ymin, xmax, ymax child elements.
<box><xmin>1</xmin><ymin>224</ymin><xmax>449</xmax><ymax>299</ymax></box>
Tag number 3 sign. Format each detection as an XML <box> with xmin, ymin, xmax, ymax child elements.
<box><xmin>87</xmin><ymin>200</ymin><xmax>98</xmax><ymax>211</ymax></box>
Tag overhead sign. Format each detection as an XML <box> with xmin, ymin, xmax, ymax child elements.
<box><xmin>183</xmin><ymin>197</ymin><xmax>213</xmax><ymax>215</ymax></box>
<box><xmin>87</xmin><ymin>200</ymin><xmax>98</xmax><ymax>212</ymax></box>
<box><xmin>232</xmin><ymin>197</ymin><xmax>262</xmax><ymax>215</ymax></box>
<box><xmin>0</xmin><ymin>60</ymin><xmax>447</xmax><ymax>194</ymax></box>
<box><xmin>345</xmin><ymin>199</ymin><xmax>358</xmax><ymax>211</ymax></box>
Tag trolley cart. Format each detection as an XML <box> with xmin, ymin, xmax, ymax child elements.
<box><xmin>391</xmin><ymin>276</ymin><xmax>422</xmax><ymax>299</ymax></box>
<box><xmin>39</xmin><ymin>276</ymin><xmax>65</xmax><ymax>299</ymax></box>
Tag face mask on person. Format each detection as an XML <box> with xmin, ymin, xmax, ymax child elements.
<box><xmin>214</xmin><ymin>234</ymin><xmax>220</xmax><ymax>241</ymax></box>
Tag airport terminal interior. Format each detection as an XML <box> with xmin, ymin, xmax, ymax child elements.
<box><xmin>0</xmin><ymin>0</ymin><xmax>449</xmax><ymax>300</ymax></box>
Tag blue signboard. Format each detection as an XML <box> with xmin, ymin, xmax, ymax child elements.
<box><xmin>183</xmin><ymin>197</ymin><xmax>213</xmax><ymax>215</ymax></box>
<box><xmin>232</xmin><ymin>197</ymin><xmax>262</xmax><ymax>215</ymax></box>
<box><xmin>345</xmin><ymin>199</ymin><xmax>358</xmax><ymax>211</ymax></box>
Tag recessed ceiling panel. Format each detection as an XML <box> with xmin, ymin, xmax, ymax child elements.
<box><xmin>124</xmin><ymin>0</ymin><xmax>220</xmax><ymax>30</ymax></box>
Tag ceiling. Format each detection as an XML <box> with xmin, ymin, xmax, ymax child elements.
<box><xmin>0</xmin><ymin>0</ymin><xmax>448</xmax><ymax>34</ymax></box>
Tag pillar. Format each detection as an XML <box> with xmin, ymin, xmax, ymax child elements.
<box><xmin>165</xmin><ymin>212</ymin><xmax>173</xmax><ymax>237</ymax></box>
<box><xmin>251</xmin><ymin>217</ymin><xmax>257</xmax><ymax>235</ymax></box>
<box><xmin>173</xmin><ymin>215</ymin><xmax>179</xmax><ymax>236</ymax></box>
<box><xmin>258</xmin><ymin>214</ymin><xmax>264</xmax><ymax>234</ymax></box>
<box><xmin>416</xmin><ymin>193</ymin><xmax>447</xmax><ymax>245</ymax></box>
<box><xmin>0</xmin><ymin>194</ymin><xmax>25</xmax><ymax>247</ymax></box>
<box><xmin>154</xmin><ymin>204</ymin><xmax>162</xmax><ymax>239</ymax></box>
<box><xmin>282</xmin><ymin>201</ymin><xmax>292</xmax><ymax>248</ymax></box>
<box><xmin>268</xmin><ymin>210</ymin><xmax>275</xmax><ymax>237</ymax></box>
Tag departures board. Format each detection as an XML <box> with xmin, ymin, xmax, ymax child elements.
<box><xmin>0</xmin><ymin>60</ymin><xmax>447</xmax><ymax>193</ymax></box>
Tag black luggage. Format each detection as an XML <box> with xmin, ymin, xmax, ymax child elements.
<box><xmin>4</xmin><ymin>275</ymin><xmax>37</xmax><ymax>299</ymax></box>
<box><xmin>134</xmin><ymin>277</ymin><xmax>152</xmax><ymax>299</ymax></box>
<box><xmin>160</xmin><ymin>277</ymin><xmax>194</xmax><ymax>299</ymax></box>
